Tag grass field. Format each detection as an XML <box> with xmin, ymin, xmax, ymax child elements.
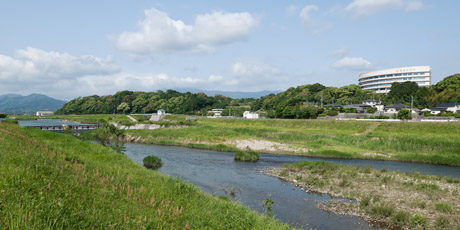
<box><xmin>121</xmin><ymin>115</ymin><xmax>460</xmax><ymax>166</ymax></box>
<box><xmin>0</xmin><ymin>122</ymin><xmax>289</xmax><ymax>229</ymax></box>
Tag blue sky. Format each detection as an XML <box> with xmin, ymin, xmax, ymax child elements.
<box><xmin>0</xmin><ymin>0</ymin><xmax>459</xmax><ymax>100</ymax></box>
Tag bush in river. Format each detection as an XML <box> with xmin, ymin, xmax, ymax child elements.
<box><xmin>234</xmin><ymin>151</ymin><xmax>260</xmax><ymax>162</ymax></box>
<box><xmin>143</xmin><ymin>156</ymin><xmax>163</xmax><ymax>169</ymax></box>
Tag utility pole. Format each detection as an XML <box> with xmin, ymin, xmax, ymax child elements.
<box><xmin>411</xmin><ymin>95</ymin><xmax>414</xmax><ymax>113</ymax></box>
<box><xmin>321</xmin><ymin>94</ymin><xmax>323</xmax><ymax>108</ymax></box>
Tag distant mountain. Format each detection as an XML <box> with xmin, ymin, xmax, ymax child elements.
<box><xmin>172</xmin><ymin>88</ymin><xmax>282</xmax><ymax>99</ymax></box>
<box><xmin>0</xmin><ymin>93</ymin><xmax>67</xmax><ymax>113</ymax></box>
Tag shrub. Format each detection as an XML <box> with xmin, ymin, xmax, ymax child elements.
<box><xmin>360</xmin><ymin>196</ymin><xmax>371</xmax><ymax>208</ymax></box>
<box><xmin>0</xmin><ymin>113</ymin><xmax>7</xmax><ymax>118</ymax></box>
<box><xmin>368</xmin><ymin>204</ymin><xmax>395</xmax><ymax>218</ymax></box>
<box><xmin>409</xmin><ymin>214</ymin><xmax>427</xmax><ymax>228</ymax></box>
<box><xmin>435</xmin><ymin>216</ymin><xmax>450</xmax><ymax>229</ymax></box>
<box><xmin>397</xmin><ymin>109</ymin><xmax>412</xmax><ymax>120</ymax></box>
<box><xmin>143</xmin><ymin>156</ymin><xmax>163</xmax><ymax>169</ymax></box>
<box><xmin>391</xmin><ymin>211</ymin><xmax>410</xmax><ymax>225</ymax></box>
<box><xmin>279</xmin><ymin>170</ymin><xmax>289</xmax><ymax>177</ymax></box>
<box><xmin>454</xmin><ymin>112</ymin><xmax>460</xmax><ymax>118</ymax></box>
<box><xmin>234</xmin><ymin>151</ymin><xmax>260</xmax><ymax>162</ymax></box>
<box><xmin>435</xmin><ymin>202</ymin><xmax>452</xmax><ymax>213</ymax></box>
<box><xmin>416</xmin><ymin>182</ymin><xmax>439</xmax><ymax>191</ymax></box>
<box><xmin>326</xmin><ymin>110</ymin><xmax>339</xmax><ymax>116</ymax></box>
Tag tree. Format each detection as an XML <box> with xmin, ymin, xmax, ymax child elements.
<box><xmin>117</xmin><ymin>102</ymin><xmax>130</xmax><ymax>113</ymax></box>
<box><xmin>388</xmin><ymin>81</ymin><xmax>419</xmax><ymax>104</ymax></box>
<box><xmin>0</xmin><ymin>113</ymin><xmax>7</xmax><ymax>118</ymax></box>
<box><xmin>397</xmin><ymin>109</ymin><xmax>412</xmax><ymax>120</ymax></box>
<box><xmin>94</xmin><ymin>124</ymin><xmax>126</xmax><ymax>153</ymax></box>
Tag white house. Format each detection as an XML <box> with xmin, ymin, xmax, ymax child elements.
<box><xmin>36</xmin><ymin>111</ymin><xmax>54</xmax><ymax>116</ymax></box>
<box><xmin>157</xmin><ymin>109</ymin><xmax>166</xmax><ymax>116</ymax></box>
<box><xmin>437</xmin><ymin>103</ymin><xmax>460</xmax><ymax>113</ymax></box>
<box><xmin>243</xmin><ymin>111</ymin><xmax>259</xmax><ymax>119</ymax></box>
<box><xmin>384</xmin><ymin>104</ymin><xmax>410</xmax><ymax>114</ymax></box>
<box><xmin>208</xmin><ymin>109</ymin><xmax>224</xmax><ymax>117</ymax></box>
<box><xmin>363</xmin><ymin>99</ymin><xmax>380</xmax><ymax>107</ymax></box>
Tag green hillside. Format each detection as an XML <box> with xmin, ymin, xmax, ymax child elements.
<box><xmin>0</xmin><ymin>93</ymin><xmax>66</xmax><ymax>113</ymax></box>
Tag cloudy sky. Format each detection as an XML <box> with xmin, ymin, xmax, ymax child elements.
<box><xmin>1</xmin><ymin>0</ymin><xmax>459</xmax><ymax>100</ymax></box>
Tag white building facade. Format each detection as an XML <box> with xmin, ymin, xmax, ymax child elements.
<box><xmin>359</xmin><ymin>66</ymin><xmax>431</xmax><ymax>93</ymax></box>
<box><xmin>243</xmin><ymin>111</ymin><xmax>259</xmax><ymax>119</ymax></box>
<box><xmin>36</xmin><ymin>111</ymin><xmax>54</xmax><ymax>116</ymax></box>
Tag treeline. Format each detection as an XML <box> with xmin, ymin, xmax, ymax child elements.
<box><xmin>56</xmin><ymin>90</ymin><xmax>255</xmax><ymax>115</ymax></box>
<box><xmin>57</xmin><ymin>74</ymin><xmax>460</xmax><ymax>118</ymax></box>
<box><xmin>251</xmin><ymin>74</ymin><xmax>460</xmax><ymax>119</ymax></box>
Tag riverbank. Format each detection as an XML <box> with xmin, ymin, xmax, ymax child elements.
<box><xmin>0</xmin><ymin>122</ymin><xmax>289</xmax><ymax>229</ymax></box>
<box><xmin>118</xmin><ymin>115</ymin><xmax>460</xmax><ymax>167</ymax></box>
<box><xmin>264</xmin><ymin>161</ymin><xmax>460</xmax><ymax>229</ymax></box>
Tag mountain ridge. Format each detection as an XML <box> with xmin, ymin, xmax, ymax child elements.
<box><xmin>171</xmin><ymin>88</ymin><xmax>282</xmax><ymax>99</ymax></box>
<box><xmin>0</xmin><ymin>93</ymin><xmax>67</xmax><ymax>113</ymax></box>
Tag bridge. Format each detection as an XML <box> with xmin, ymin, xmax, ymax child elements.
<box><xmin>28</xmin><ymin>124</ymin><xmax>103</xmax><ymax>131</ymax></box>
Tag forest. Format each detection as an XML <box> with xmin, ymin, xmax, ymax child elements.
<box><xmin>56</xmin><ymin>74</ymin><xmax>460</xmax><ymax>118</ymax></box>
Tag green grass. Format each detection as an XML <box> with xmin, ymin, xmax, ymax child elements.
<box><xmin>0</xmin><ymin>122</ymin><xmax>290</xmax><ymax>229</ymax></box>
<box><xmin>119</xmin><ymin>115</ymin><xmax>460</xmax><ymax>166</ymax></box>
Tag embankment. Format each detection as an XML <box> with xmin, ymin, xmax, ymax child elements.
<box><xmin>0</xmin><ymin>122</ymin><xmax>289</xmax><ymax>229</ymax></box>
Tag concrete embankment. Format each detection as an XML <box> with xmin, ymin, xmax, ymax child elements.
<box><xmin>109</xmin><ymin>122</ymin><xmax>186</xmax><ymax>130</ymax></box>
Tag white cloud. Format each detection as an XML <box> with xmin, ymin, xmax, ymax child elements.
<box><xmin>208</xmin><ymin>75</ymin><xmax>223</xmax><ymax>82</ymax></box>
<box><xmin>0</xmin><ymin>47</ymin><xmax>119</xmax><ymax>83</ymax></box>
<box><xmin>111</xmin><ymin>8</ymin><xmax>258</xmax><ymax>55</ymax></box>
<box><xmin>299</xmin><ymin>5</ymin><xmax>319</xmax><ymax>30</ymax></box>
<box><xmin>286</xmin><ymin>5</ymin><xmax>299</xmax><ymax>16</ymax></box>
<box><xmin>232</xmin><ymin>61</ymin><xmax>280</xmax><ymax>77</ymax></box>
<box><xmin>332</xmin><ymin>56</ymin><xmax>373</xmax><ymax>70</ymax></box>
<box><xmin>345</xmin><ymin>0</ymin><xmax>424</xmax><ymax>18</ymax></box>
<box><xmin>331</xmin><ymin>47</ymin><xmax>350</xmax><ymax>58</ymax></box>
<box><xmin>405</xmin><ymin>1</ymin><xmax>424</xmax><ymax>11</ymax></box>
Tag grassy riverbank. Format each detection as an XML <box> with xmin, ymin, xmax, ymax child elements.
<box><xmin>118</xmin><ymin>115</ymin><xmax>460</xmax><ymax>166</ymax></box>
<box><xmin>0</xmin><ymin>122</ymin><xmax>289</xmax><ymax>229</ymax></box>
<box><xmin>265</xmin><ymin>161</ymin><xmax>460</xmax><ymax>229</ymax></box>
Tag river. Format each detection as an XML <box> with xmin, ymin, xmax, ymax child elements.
<box><xmin>123</xmin><ymin>143</ymin><xmax>459</xmax><ymax>229</ymax></box>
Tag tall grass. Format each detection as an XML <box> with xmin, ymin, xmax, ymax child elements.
<box><xmin>0</xmin><ymin>123</ymin><xmax>289</xmax><ymax>229</ymax></box>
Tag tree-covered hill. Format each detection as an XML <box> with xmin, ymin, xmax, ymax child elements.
<box><xmin>56</xmin><ymin>90</ymin><xmax>255</xmax><ymax>115</ymax></box>
<box><xmin>56</xmin><ymin>74</ymin><xmax>460</xmax><ymax>117</ymax></box>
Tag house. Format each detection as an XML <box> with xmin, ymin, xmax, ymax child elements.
<box><xmin>303</xmin><ymin>102</ymin><xmax>316</xmax><ymax>107</ymax></box>
<box><xmin>324</xmin><ymin>103</ymin><xmax>342</xmax><ymax>108</ymax></box>
<box><xmin>430</xmin><ymin>107</ymin><xmax>446</xmax><ymax>115</ymax></box>
<box><xmin>384</xmin><ymin>104</ymin><xmax>409</xmax><ymax>114</ymax></box>
<box><xmin>208</xmin><ymin>109</ymin><xmax>224</xmax><ymax>117</ymax></box>
<box><xmin>363</xmin><ymin>99</ymin><xmax>381</xmax><ymax>107</ymax></box>
<box><xmin>36</xmin><ymin>111</ymin><xmax>54</xmax><ymax>116</ymax></box>
<box><xmin>436</xmin><ymin>103</ymin><xmax>460</xmax><ymax>113</ymax></box>
<box><xmin>157</xmin><ymin>109</ymin><xmax>166</xmax><ymax>116</ymax></box>
<box><xmin>343</xmin><ymin>105</ymin><xmax>364</xmax><ymax>113</ymax></box>
<box><xmin>243</xmin><ymin>111</ymin><xmax>259</xmax><ymax>119</ymax></box>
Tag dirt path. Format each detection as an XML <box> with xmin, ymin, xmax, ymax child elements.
<box><xmin>126</xmin><ymin>115</ymin><xmax>137</xmax><ymax>122</ymax></box>
<box><xmin>354</xmin><ymin>122</ymin><xmax>380</xmax><ymax>136</ymax></box>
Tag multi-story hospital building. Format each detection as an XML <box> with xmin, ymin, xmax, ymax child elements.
<box><xmin>358</xmin><ymin>66</ymin><xmax>431</xmax><ymax>93</ymax></box>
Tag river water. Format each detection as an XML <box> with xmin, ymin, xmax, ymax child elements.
<box><xmin>123</xmin><ymin>143</ymin><xmax>458</xmax><ymax>229</ymax></box>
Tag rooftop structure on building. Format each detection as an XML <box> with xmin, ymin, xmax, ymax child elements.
<box><xmin>359</xmin><ymin>66</ymin><xmax>431</xmax><ymax>93</ymax></box>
